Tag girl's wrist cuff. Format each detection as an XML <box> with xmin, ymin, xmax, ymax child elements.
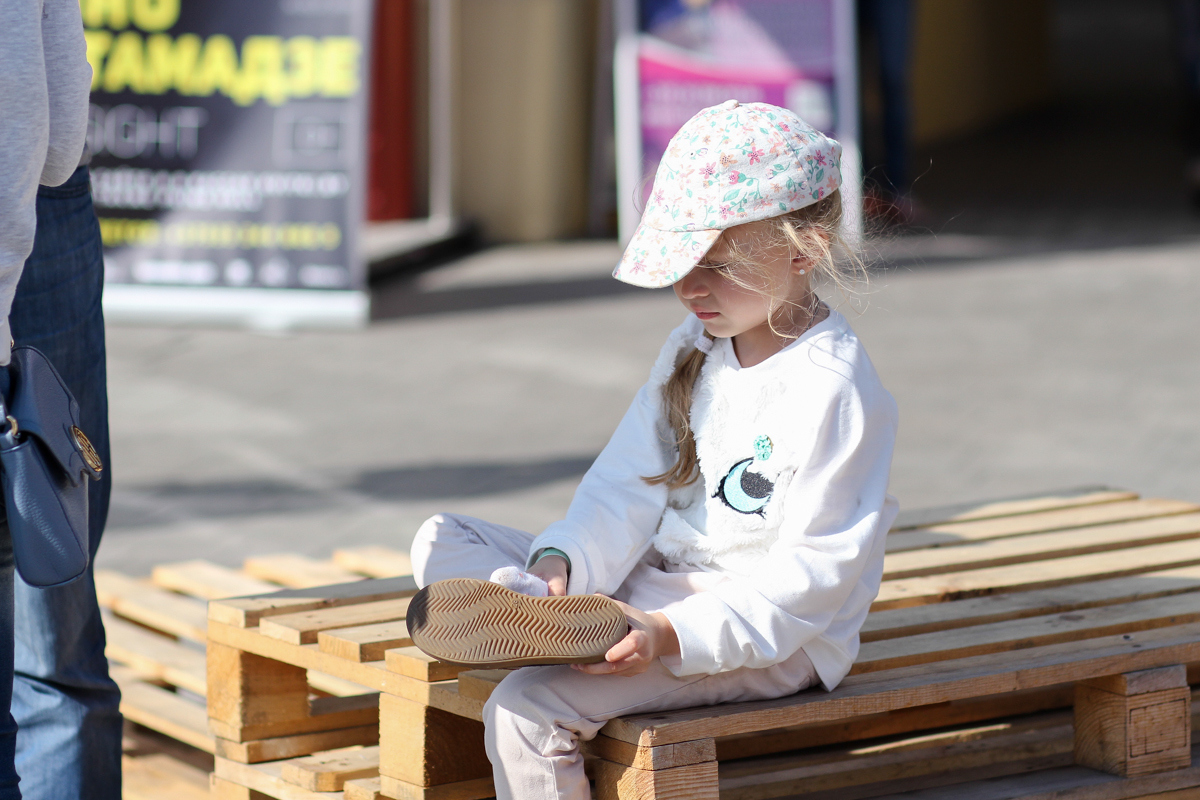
<box><xmin>532</xmin><ymin>547</ymin><xmax>571</xmax><ymax>576</ymax></box>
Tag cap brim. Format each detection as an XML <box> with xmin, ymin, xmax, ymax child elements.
<box><xmin>613</xmin><ymin>220</ymin><xmax>722</xmax><ymax>289</ymax></box>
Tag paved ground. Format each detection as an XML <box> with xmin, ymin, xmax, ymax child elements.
<box><xmin>96</xmin><ymin>236</ymin><xmax>1200</xmax><ymax>575</ymax></box>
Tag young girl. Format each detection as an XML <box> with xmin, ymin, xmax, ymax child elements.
<box><xmin>409</xmin><ymin>99</ymin><xmax>898</xmax><ymax>800</ymax></box>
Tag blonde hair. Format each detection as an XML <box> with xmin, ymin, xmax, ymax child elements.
<box><xmin>644</xmin><ymin>190</ymin><xmax>857</xmax><ymax>489</ymax></box>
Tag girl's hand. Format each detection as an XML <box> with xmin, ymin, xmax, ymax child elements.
<box><xmin>528</xmin><ymin>555</ymin><xmax>569</xmax><ymax>596</ymax></box>
<box><xmin>573</xmin><ymin>600</ymin><xmax>679</xmax><ymax>677</ymax></box>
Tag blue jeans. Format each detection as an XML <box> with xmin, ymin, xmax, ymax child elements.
<box><xmin>0</xmin><ymin>526</ymin><xmax>16</xmax><ymax>800</ymax></box>
<box><xmin>7</xmin><ymin>166</ymin><xmax>121</xmax><ymax>800</ymax></box>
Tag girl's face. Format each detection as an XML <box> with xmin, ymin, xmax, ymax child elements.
<box><xmin>673</xmin><ymin>221</ymin><xmax>811</xmax><ymax>361</ymax></box>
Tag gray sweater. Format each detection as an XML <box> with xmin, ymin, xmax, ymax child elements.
<box><xmin>0</xmin><ymin>0</ymin><xmax>91</xmax><ymax>364</ymax></box>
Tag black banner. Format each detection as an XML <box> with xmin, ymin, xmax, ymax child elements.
<box><xmin>85</xmin><ymin>0</ymin><xmax>372</xmax><ymax>293</ymax></box>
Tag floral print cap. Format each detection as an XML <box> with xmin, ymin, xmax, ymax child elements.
<box><xmin>615</xmin><ymin>99</ymin><xmax>842</xmax><ymax>289</ymax></box>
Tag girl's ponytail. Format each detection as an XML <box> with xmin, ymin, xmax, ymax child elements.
<box><xmin>644</xmin><ymin>332</ymin><xmax>714</xmax><ymax>489</ymax></box>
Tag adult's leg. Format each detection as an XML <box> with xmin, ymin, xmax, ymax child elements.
<box><xmin>9</xmin><ymin>166</ymin><xmax>121</xmax><ymax>800</ymax></box>
<box><xmin>0</xmin><ymin>522</ymin><xmax>21</xmax><ymax>800</ymax></box>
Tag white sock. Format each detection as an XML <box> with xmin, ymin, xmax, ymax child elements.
<box><xmin>489</xmin><ymin>566</ymin><xmax>549</xmax><ymax>597</ymax></box>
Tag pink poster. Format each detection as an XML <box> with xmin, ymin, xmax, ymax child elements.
<box><xmin>637</xmin><ymin>0</ymin><xmax>841</xmax><ymax>207</ymax></box>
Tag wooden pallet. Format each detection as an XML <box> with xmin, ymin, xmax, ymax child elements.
<box><xmin>96</xmin><ymin>547</ymin><xmax>412</xmax><ymax>799</ymax></box>
<box><xmin>201</xmin><ymin>488</ymin><xmax>1200</xmax><ymax>799</ymax></box>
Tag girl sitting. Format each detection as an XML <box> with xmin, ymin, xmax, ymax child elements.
<box><xmin>409</xmin><ymin>99</ymin><xmax>898</xmax><ymax>800</ymax></box>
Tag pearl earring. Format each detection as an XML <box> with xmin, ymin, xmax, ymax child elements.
<box><xmin>798</xmin><ymin>269</ymin><xmax>806</xmax><ymax>275</ymax></box>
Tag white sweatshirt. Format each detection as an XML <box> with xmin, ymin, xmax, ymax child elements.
<box><xmin>0</xmin><ymin>0</ymin><xmax>91</xmax><ymax>363</ymax></box>
<box><xmin>529</xmin><ymin>311</ymin><xmax>898</xmax><ymax>690</ymax></box>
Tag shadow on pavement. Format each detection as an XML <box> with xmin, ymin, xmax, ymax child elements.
<box><xmin>107</xmin><ymin>454</ymin><xmax>598</xmax><ymax>530</ymax></box>
<box><xmin>351</xmin><ymin>455</ymin><xmax>596</xmax><ymax>499</ymax></box>
<box><xmin>370</xmin><ymin>275</ymin><xmax>653</xmax><ymax>321</ymax></box>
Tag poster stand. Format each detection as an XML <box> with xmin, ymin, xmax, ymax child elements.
<box><xmin>99</xmin><ymin>0</ymin><xmax>463</xmax><ymax>330</ymax></box>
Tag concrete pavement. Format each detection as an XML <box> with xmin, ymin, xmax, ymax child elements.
<box><xmin>96</xmin><ymin>238</ymin><xmax>1200</xmax><ymax>575</ymax></box>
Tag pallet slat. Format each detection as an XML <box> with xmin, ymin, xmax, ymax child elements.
<box><xmin>260</xmin><ymin>598</ymin><xmax>413</xmax><ymax>646</ymax></box>
<box><xmin>318</xmin><ymin>622</ymin><xmax>413</xmax><ymax>663</ymax></box>
<box><xmin>209</xmin><ymin>576</ymin><xmax>419</xmax><ymax>628</ymax></box>
<box><xmin>103</xmin><ymin>613</ymin><xmax>207</xmax><ymax>695</ymax></box>
<box><xmin>123</xmin><ymin>753</ymin><xmax>211</xmax><ymax>800</ymax></box>
<box><xmin>875</xmin><ymin>538</ymin><xmax>1200</xmax><ymax>609</ymax></box>
<box><xmin>332</xmin><ymin>546</ymin><xmax>413</xmax><ymax>579</ymax></box>
<box><xmin>882</xmin><ymin>512</ymin><xmax>1200</xmax><ymax>580</ymax></box>
<box><xmin>214</xmin><ymin>756</ymin><xmax>349</xmax><ymax>800</ymax></box>
<box><xmin>243</xmin><ymin>554</ymin><xmax>365</xmax><ymax>589</ymax></box>
<box><xmin>889</xmin><ymin>489</ymin><xmax>1138</xmax><ymax>531</ymax></box>
<box><xmin>152</xmin><ymin>559</ymin><xmax>280</xmax><ymax>600</ymax></box>
<box><xmin>112</xmin><ymin>666</ymin><xmax>214</xmax><ymax>753</ymax></box>
<box><xmin>718</xmin><ymin>711</ymin><xmax>1075</xmax><ymax>799</ymax></box>
<box><xmin>863</xmin><ymin>744</ymin><xmax>1200</xmax><ymax>800</ymax></box>
<box><xmin>887</xmin><ymin>498</ymin><xmax>1199</xmax><ymax>553</ymax></box>
<box><xmin>864</xmin><ymin>564</ymin><xmax>1200</xmax><ymax>642</ymax></box>
<box><xmin>96</xmin><ymin>569</ymin><xmax>209</xmax><ymax>642</ymax></box>
<box><xmin>601</xmin><ymin>622</ymin><xmax>1200</xmax><ymax>746</ymax></box>
<box><xmin>855</xmin><ymin>593</ymin><xmax>1200</xmax><ymax>674</ymax></box>
<box><xmin>279</xmin><ymin>745</ymin><xmax>380</xmax><ymax>791</ymax></box>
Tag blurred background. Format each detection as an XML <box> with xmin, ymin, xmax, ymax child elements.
<box><xmin>83</xmin><ymin>0</ymin><xmax>1200</xmax><ymax>573</ymax></box>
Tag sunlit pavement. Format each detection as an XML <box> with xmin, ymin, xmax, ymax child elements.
<box><xmin>96</xmin><ymin>237</ymin><xmax>1200</xmax><ymax>575</ymax></box>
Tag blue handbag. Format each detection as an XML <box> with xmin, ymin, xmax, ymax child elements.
<box><xmin>0</xmin><ymin>345</ymin><xmax>103</xmax><ymax>587</ymax></box>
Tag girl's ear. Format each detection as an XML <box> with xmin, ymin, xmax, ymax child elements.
<box><xmin>791</xmin><ymin>253</ymin><xmax>816</xmax><ymax>275</ymax></box>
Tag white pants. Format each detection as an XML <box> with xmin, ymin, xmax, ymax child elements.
<box><xmin>411</xmin><ymin>513</ymin><xmax>819</xmax><ymax>800</ymax></box>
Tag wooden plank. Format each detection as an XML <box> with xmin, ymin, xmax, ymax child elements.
<box><xmin>280</xmin><ymin>746</ymin><xmax>380</xmax><ymax>791</ymax></box>
<box><xmin>209</xmin><ymin>692</ymin><xmax>381</xmax><ymax>744</ymax></box>
<box><xmin>151</xmin><ymin>559</ymin><xmax>278</xmax><ymax>600</ymax></box>
<box><xmin>715</xmin><ymin>684</ymin><xmax>1075</xmax><ymax>762</ymax></box>
<box><xmin>206</xmin><ymin>621</ymin><xmax>393</xmax><ymax>693</ymax></box>
<box><xmin>319</xmin><ymin>621</ymin><xmax>413</xmax><ymax>662</ymax></box>
<box><xmin>890</xmin><ymin>488</ymin><xmax>1137</xmax><ymax>531</ymax></box>
<box><xmin>718</xmin><ymin>712</ymin><xmax>1074</xmax><ymax>800</ymax></box>
<box><xmin>456</xmin><ymin>670</ymin><xmax>510</xmax><ymax>703</ymax></box>
<box><xmin>377</xmin><ymin>774</ymin><xmax>495</xmax><ymax>800</ymax></box>
<box><xmin>883</xmin><ymin>512</ymin><xmax>1200</xmax><ymax>579</ymax></box>
<box><xmin>111</xmin><ymin>666</ymin><xmax>214</xmax><ymax>753</ymax></box>
<box><xmin>385</xmin><ymin>675</ymin><xmax>486</xmax><ymax>722</ymax></box>
<box><xmin>208</xmin><ymin>575</ymin><xmax>419</xmax><ymax>628</ymax></box>
<box><xmin>857</xmin><ymin>745</ymin><xmax>1200</xmax><ymax>800</ymax></box>
<box><xmin>585</xmin><ymin>735</ymin><xmax>716</xmax><ymax>771</ymax></box>
<box><xmin>378</xmin><ymin>693</ymin><xmax>491</xmax><ymax>787</ymax></box>
<box><xmin>384</xmin><ymin>647</ymin><xmax>467</xmax><ymax>683</ymax></box>
<box><xmin>260</xmin><ymin>598</ymin><xmax>413</xmax><ymax>646</ymax></box>
<box><xmin>214</xmin><ymin>757</ymin><xmax>351</xmax><ymax>800</ymax></box>
<box><xmin>343</xmin><ymin>777</ymin><xmax>383</xmax><ymax>800</ymax></box>
<box><xmin>1075</xmin><ymin>683</ymin><xmax>1192</xmax><ymax>778</ymax></box>
<box><xmin>103</xmin><ymin>613</ymin><xmax>207</xmax><ymax>695</ymax></box>
<box><xmin>887</xmin><ymin>498</ymin><xmax>1200</xmax><ymax>553</ymax></box>
<box><xmin>593</xmin><ymin>757</ymin><xmax>719</xmax><ymax>800</ymax></box>
<box><xmin>875</xmin><ymin>538</ymin><xmax>1200</xmax><ymax>609</ymax></box>
<box><xmin>243</xmin><ymin>554</ymin><xmax>363</xmax><ymax>589</ymax></box>
<box><xmin>95</xmin><ymin>569</ymin><xmax>209</xmax><ymax>641</ymax></box>
<box><xmin>333</xmin><ymin>546</ymin><xmax>413</xmax><ymax>578</ymax></box>
<box><xmin>206</xmin><ymin>640</ymin><xmax>311</xmax><ymax>742</ymax></box>
<box><xmin>215</xmin><ymin>724</ymin><xmax>378</xmax><ymax>764</ymax></box>
<box><xmin>123</xmin><ymin>753</ymin><xmax>211</xmax><ymax>800</ymax></box>
<box><xmin>863</xmin><ymin>565</ymin><xmax>1200</xmax><ymax>642</ymax></box>
<box><xmin>599</xmin><ymin>623</ymin><xmax>1200</xmax><ymax>747</ymax></box>
<box><xmin>1082</xmin><ymin>664</ymin><xmax>1189</xmax><ymax>696</ymax></box>
<box><xmin>855</xmin><ymin>594</ymin><xmax>1200</xmax><ymax>675</ymax></box>
<box><xmin>309</xmin><ymin>670</ymin><xmax>374</xmax><ymax>698</ymax></box>
<box><xmin>210</xmin><ymin>775</ymin><xmax>272</xmax><ymax>800</ymax></box>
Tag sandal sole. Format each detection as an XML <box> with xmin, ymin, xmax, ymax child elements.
<box><xmin>405</xmin><ymin>578</ymin><xmax>628</xmax><ymax>668</ymax></box>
